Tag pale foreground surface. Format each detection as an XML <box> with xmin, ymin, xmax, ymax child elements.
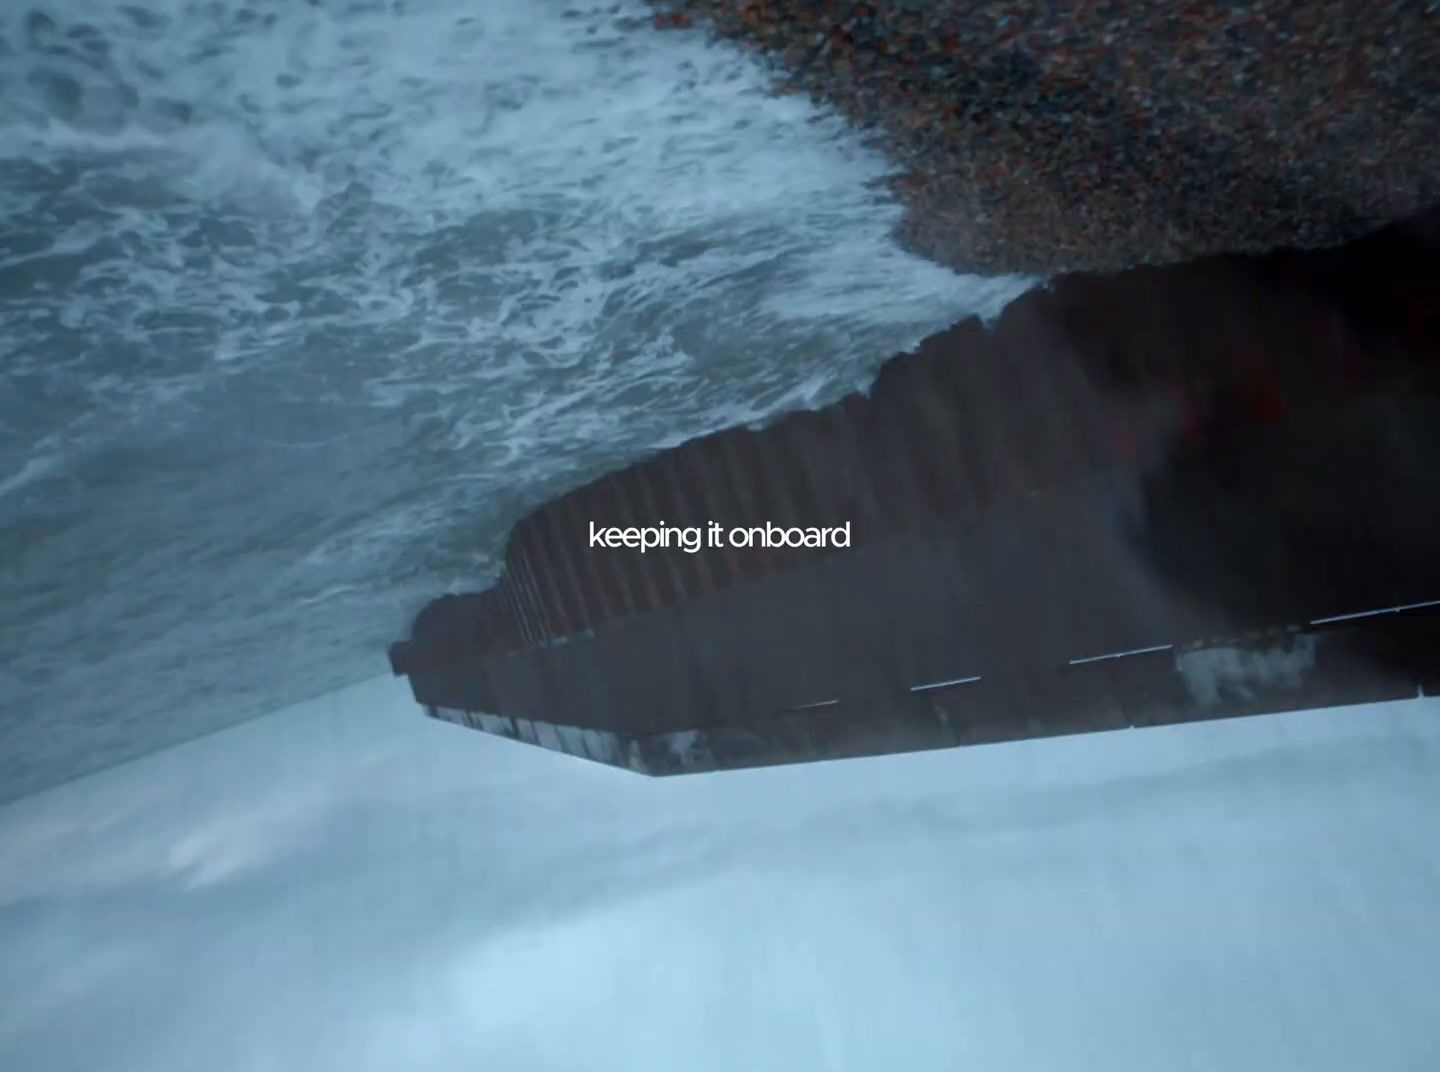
<box><xmin>1</xmin><ymin>678</ymin><xmax>1437</xmax><ymax>1071</ymax></box>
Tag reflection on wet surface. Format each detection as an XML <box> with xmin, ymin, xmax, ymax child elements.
<box><xmin>391</xmin><ymin>212</ymin><xmax>1440</xmax><ymax>773</ymax></box>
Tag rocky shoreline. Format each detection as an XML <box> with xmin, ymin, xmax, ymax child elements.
<box><xmin>647</xmin><ymin>1</ymin><xmax>1440</xmax><ymax>275</ymax></box>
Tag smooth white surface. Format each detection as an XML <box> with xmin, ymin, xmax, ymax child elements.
<box><xmin>2</xmin><ymin>680</ymin><xmax>1437</xmax><ymax>1071</ymax></box>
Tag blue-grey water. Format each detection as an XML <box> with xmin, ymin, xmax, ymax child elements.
<box><xmin>0</xmin><ymin>0</ymin><xmax>1031</xmax><ymax>803</ymax></box>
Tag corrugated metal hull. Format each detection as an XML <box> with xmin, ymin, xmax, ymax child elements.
<box><xmin>391</xmin><ymin>213</ymin><xmax>1440</xmax><ymax>772</ymax></box>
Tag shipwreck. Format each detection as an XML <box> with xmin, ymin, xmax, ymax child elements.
<box><xmin>389</xmin><ymin>213</ymin><xmax>1440</xmax><ymax>773</ymax></box>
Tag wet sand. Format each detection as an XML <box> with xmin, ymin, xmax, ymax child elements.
<box><xmin>648</xmin><ymin>1</ymin><xmax>1440</xmax><ymax>274</ymax></box>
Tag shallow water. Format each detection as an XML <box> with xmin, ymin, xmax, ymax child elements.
<box><xmin>0</xmin><ymin>0</ymin><xmax>1031</xmax><ymax>802</ymax></box>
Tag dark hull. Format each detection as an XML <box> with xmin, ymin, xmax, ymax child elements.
<box><xmin>391</xmin><ymin>213</ymin><xmax>1440</xmax><ymax>773</ymax></box>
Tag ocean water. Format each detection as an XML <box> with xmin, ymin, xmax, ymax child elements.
<box><xmin>0</xmin><ymin>0</ymin><xmax>1032</xmax><ymax>803</ymax></box>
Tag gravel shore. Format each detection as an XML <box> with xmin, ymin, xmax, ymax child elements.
<box><xmin>647</xmin><ymin>1</ymin><xmax>1440</xmax><ymax>275</ymax></box>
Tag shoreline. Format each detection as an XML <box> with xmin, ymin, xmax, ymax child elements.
<box><xmin>648</xmin><ymin>1</ymin><xmax>1440</xmax><ymax>275</ymax></box>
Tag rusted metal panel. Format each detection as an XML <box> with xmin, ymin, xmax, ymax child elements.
<box><xmin>390</xmin><ymin>213</ymin><xmax>1440</xmax><ymax>772</ymax></box>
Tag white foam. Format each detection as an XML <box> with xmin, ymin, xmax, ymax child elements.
<box><xmin>0</xmin><ymin>0</ymin><xmax>1033</xmax><ymax>801</ymax></box>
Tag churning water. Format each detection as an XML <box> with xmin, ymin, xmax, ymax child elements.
<box><xmin>0</xmin><ymin>0</ymin><xmax>1031</xmax><ymax>802</ymax></box>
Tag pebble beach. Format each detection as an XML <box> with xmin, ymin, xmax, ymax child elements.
<box><xmin>647</xmin><ymin>1</ymin><xmax>1440</xmax><ymax>274</ymax></box>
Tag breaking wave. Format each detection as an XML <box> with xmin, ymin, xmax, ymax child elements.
<box><xmin>0</xmin><ymin>0</ymin><xmax>1032</xmax><ymax>801</ymax></box>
